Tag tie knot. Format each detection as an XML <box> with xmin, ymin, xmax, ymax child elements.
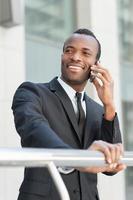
<box><xmin>76</xmin><ymin>92</ymin><xmax>82</xmax><ymax>102</ymax></box>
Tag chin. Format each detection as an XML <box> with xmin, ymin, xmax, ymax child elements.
<box><xmin>66</xmin><ymin>77</ymin><xmax>88</xmax><ymax>85</ymax></box>
<box><xmin>62</xmin><ymin>72</ymin><xmax>88</xmax><ymax>84</ymax></box>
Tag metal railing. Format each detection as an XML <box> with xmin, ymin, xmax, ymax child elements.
<box><xmin>0</xmin><ymin>148</ymin><xmax>132</xmax><ymax>200</ymax></box>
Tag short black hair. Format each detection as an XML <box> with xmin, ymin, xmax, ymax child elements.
<box><xmin>63</xmin><ymin>28</ymin><xmax>101</xmax><ymax>61</ymax></box>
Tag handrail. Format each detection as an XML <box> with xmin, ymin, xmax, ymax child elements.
<box><xmin>0</xmin><ymin>148</ymin><xmax>132</xmax><ymax>200</ymax></box>
<box><xmin>0</xmin><ymin>148</ymin><xmax>132</xmax><ymax>167</ymax></box>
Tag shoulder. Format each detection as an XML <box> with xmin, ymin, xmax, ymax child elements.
<box><xmin>15</xmin><ymin>81</ymin><xmax>50</xmax><ymax>95</ymax></box>
<box><xmin>12</xmin><ymin>81</ymin><xmax>49</xmax><ymax>106</ymax></box>
<box><xmin>17</xmin><ymin>81</ymin><xmax>46</xmax><ymax>90</ymax></box>
<box><xmin>14</xmin><ymin>82</ymin><xmax>40</xmax><ymax>97</ymax></box>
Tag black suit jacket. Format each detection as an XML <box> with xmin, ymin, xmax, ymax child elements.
<box><xmin>12</xmin><ymin>77</ymin><xmax>122</xmax><ymax>200</ymax></box>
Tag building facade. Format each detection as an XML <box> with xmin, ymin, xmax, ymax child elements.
<box><xmin>0</xmin><ymin>0</ymin><xmax>133</xmax><ymax>199</ymax></box>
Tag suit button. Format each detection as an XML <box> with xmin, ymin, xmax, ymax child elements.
<box><xmin>73</xmin><ymin>189</ymin><xmax>80</xmax><ymax>194</ymax></box>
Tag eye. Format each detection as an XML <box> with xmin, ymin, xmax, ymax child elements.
<box><xmin>64</xmin><ymin>47</ymin><xmax>74</xmax><ymax>54</ymax></box>
<box><xmin>64</xmin><ymin>49</ymin><xmax>72</xmax><ymax>53</ymax></box>
<box><xmin>83</xmin><ymin>52</ymin><xmax>91</xmax><ymax>56</ymax></box>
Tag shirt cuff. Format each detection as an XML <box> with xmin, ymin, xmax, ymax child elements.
<box><xmin>57</xmin><ymin>167</ymin><xmax>75</xmax><ymax>174</ymax></box>
<box><xmin>103</xmin><ymin>112</ymin><xmax>117</xmax><ymax>122</ymax></box>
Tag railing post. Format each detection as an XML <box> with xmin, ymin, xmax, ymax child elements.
<box><xmin>47</xmin><ymin>162</ymin><xmax>70</xmax><ymax>200</ymax></box>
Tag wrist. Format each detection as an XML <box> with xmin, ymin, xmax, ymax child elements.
<box><xmin>104</xmin><ymin>103</ymin><xmax>116</xmax><ymax>121</ymax></box>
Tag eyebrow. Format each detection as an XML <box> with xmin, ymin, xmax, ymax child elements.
<box><xmin>65</xmin><ymin>45</ymin><xmax>93</xmax><ymax>52</ymax></box>
<box><xmin>64</xmin><ymin>45</ymin><xmax>74</xmax><ymax>49</ymax></box>
<box><xmin>82</xmin><ymin>48</ymin><xmax>93</xmax><ymax>52</ymax></box>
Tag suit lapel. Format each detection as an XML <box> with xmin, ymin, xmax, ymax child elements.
<box><xmin>83</xmin><ymin>94</ymin><xmax>93</xmax><ymax>148</ymax></box>
<box><xmin>49</xmin><ymin>78</ymin><xmax>81</xmax><ymax>143</ymax></box>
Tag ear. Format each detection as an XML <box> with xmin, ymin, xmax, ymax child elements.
<box><xmin>95</xmin><ymin>60</ymin><xmax>98</xmax><ymax>65</ymax></box>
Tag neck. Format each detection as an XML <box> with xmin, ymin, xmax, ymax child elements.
<box><xmin>69</xmin><ymin>84</ymin><xmax>85</xmax><ymax>92</ymax></box>
<box><xmin>60</xmin><ymin>77</ymin><xmax>87</xmax><ymax>92</ymax></box>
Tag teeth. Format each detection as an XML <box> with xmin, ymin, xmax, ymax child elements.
<box><xmin>69</xmin><ymin>66</ymin><xmax>81</xmax><ymax>69</ymax></box>
<box><xmin>68</xmin><ymin>66</ymin><xmax>82</xmax><ymax>71</ymax></box>
<box><xmin>69</xmin><ymin>66</ymin><xmax>79</xmax><ymax>68</ymax></box>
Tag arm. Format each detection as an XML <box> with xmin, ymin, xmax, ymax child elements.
<box><xmin>100</xmin><ymin>114</ymin><xmax>122</xmax><ymax>144</ymax></box>
<box><xmin>91</xmin><ymin>62</ymin><xmax>116</xmax><ymax>120</ymax></box>
<box><xmin>12</xmin><ymin>82</ymin><xmax>70</xmax><ymax>149</ymax></box>
<box><xmin>81</xmin><ymin>63</ymin><xmax>125</xmax><ymax>174</ymax></box>
<box><xmin>91</xmin><ymin>62</ymin><xmax>122</xmax><ymax>144</ymax></box>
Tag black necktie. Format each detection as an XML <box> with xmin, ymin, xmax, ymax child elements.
<box><xmin>76</xmin><ymin>92</ymin><xmax>85</xmax><ymax>140</ymax></box>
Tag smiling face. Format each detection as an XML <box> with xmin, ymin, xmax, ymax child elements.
<box><xmin>61</xmin><ymin>34</ymin><xmax>99</xmax><ymax>91</ymax></box>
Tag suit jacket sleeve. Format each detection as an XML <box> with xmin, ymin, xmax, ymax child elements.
<box><xmin>101</xmin><ymin>114</ymin><xmax>122</xmax><ymax>144</ymax></box>
<box><xmin>100</xmin><ymin>114</ymin><xmax>122</xmax><ymax>176</ymax></box>
<box><xmin>12</xmin><ymin>82</ymin><xmax>70</xmax><ymax>149</ymax></box>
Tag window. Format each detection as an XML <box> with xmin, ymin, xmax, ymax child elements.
<box><xmin>118</xmin><ymin>0</ymin><xmax>133</xmax><ymax>199</ymax></box>
<box><xmin>25</xmin><ymin>0</ymin><xmax>76</xmax><ymax>43</ymax></box>
<box><xmin>25</xmin><ymin>0</ymin><xmax>76</xmax><ymax>82</ymax></box>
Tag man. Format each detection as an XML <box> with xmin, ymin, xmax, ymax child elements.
<box><xmin>12</xmin><ymin>28</ymin><xmax>125</xmax><ymax>200</ymax></box>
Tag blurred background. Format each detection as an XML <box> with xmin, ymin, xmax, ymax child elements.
<box><xmin>0</xmin><ymin>0</ymin><xmax>133</xmax><ymax>199</ymax></box>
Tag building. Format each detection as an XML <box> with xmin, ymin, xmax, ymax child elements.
<box><xmin>0</xmin><ymin>0</ymin><xmax>133</xmax><ymax>199</ymax></box>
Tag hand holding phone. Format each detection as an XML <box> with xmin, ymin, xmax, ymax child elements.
<box><xmin>89</xmin><ymin>62</ymin><xmax>116</xmax><ymax>120</ymax></box>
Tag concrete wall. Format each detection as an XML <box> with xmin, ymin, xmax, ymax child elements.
<box><xmin>0</xmin><ymin>0</ymin><xmax>125</xmax><ymax>199</ymax></box>
<box><xmin>0</xmin><ymin>26</ymin><xmax>25</xmax><ymax>200</ymax></box>
<box><xmin>89</xmin><ymin>0</ymin><xmax>125</xmax><ymax>199</ymax></box>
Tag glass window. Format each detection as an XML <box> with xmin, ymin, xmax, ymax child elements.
<box><xmin>25</xmin><ymin>0</ymin><xmax>76</xmax><ymax>44</ymax></box>
<box><xmin>118</xmin><ymin>0</ymin><xmax>133</xmax><ymax>63</ymax></box>
<box><xmin>25</xmin><ymin>0</ymin><xmax>76</xmax><ymax>82</ymax></box>
<box><xmin>118</xmin><ymin>0</ymin><xmax>133</xmax><ymax>199</ymax></box>
<box><xmin>122</xmin><ymin>102</ymin><xmax>133</xmax><ymax>200</ymax></box>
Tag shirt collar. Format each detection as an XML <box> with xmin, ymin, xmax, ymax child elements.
<box><xmin>57</xmin><ymin>77</ymin><xmax>85</xmax><ymax>101</ymax></box>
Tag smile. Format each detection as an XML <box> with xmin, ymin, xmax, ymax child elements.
<box><xmin>68</xmin><ymin>65</ymin><xmax>83</xmax><ymax>72</ymax></box>
<box><xmin>67</xmin><ymin>63</ymin><xmax>84</xmax><ymax>70</ymax></box>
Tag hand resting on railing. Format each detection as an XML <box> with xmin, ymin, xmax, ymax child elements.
<box><xmin>77</xmin><ymin>140</ymin><xmax>126</xmax><ymax>174</ymax></box>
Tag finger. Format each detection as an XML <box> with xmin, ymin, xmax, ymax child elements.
<box><xmin>92</xmin><ymin>77</ymin><xmax>101</xmax><ymax>89</ymax></box>
<box><xmin>102</xmin><ymin>146</ymin><xmax>112</xmax><ymax>164</ymax></box>
<box><xmin>110</xmin><ymin>164</ymin><xmax>127</xmax><ymax>173</ymax></box>
<box><xmin>90</xmin><ymin>71</ymin><xmax>107</xmax><ymax>87</ymax></box>
<box><xmin>91</xmin><ymin>68</ymin><xmax>114</xmax><ymax>89</ymax></box>
<box><xmin>118</xmin><ymin>143</ymin><xmax>124</xmax><ymax>155</ymax></box>
<box><xmin>90</xmin><ymin>141</ymin><xmax>112</xmax><ymax>164</ymax></box>
<box><xmin>107</xmin><ymin>143</ymin><xmax>123</xmax><ymax>166</ymax></box>
<box><xmin>109</xmin><ymin>145</ymin><xmax>116</xmax><ymax>163</ymax></box>
<box><xmin>90</xmin><ymin>65</ymin><xmax>112</xmax><ymax>88</ymax></box>
<box><xmin>95</xmin><ymin>72</ymin><xmax>110</xmax><ymax>86</ymax></box>
<box><xmin>79</xmin><ymin>166</ymin><xmax>109</xmax><ymax>174</ymax></box>
<box><xmin>107</xmin><ymin>145</ymin><xmax>125</xmax><ymax>170</ymax></box>
<box><xmin>91</xmin><ymin>64</ymin><xmax>112</xmax><ymax>81</ymax></box>
<box><xmin>115</xmin><ymin>143</ymin><xmax>123</xmax><ymax>162</ymax></box>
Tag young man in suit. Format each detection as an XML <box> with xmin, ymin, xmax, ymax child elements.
<box><xmin>12</xmin><ymin>29</ymin><xmax>126</xmax><ymax>200</ymax></box>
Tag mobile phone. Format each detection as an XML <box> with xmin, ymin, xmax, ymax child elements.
<box><xmin>89</xmin><ymin>60</ymin><xmax>98</xmax><ymax>82</ymax></box>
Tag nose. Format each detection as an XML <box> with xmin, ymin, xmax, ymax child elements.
<box><xmin>70</xmin><ymin>52</ymin><xmax>81</xmax><ymax>62</ymax></box>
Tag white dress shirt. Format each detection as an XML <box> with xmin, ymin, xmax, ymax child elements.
<box><xmin>58</xmin><ymin>77</ymin><xmax>86</xmax><ymax>116</ymax></box>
